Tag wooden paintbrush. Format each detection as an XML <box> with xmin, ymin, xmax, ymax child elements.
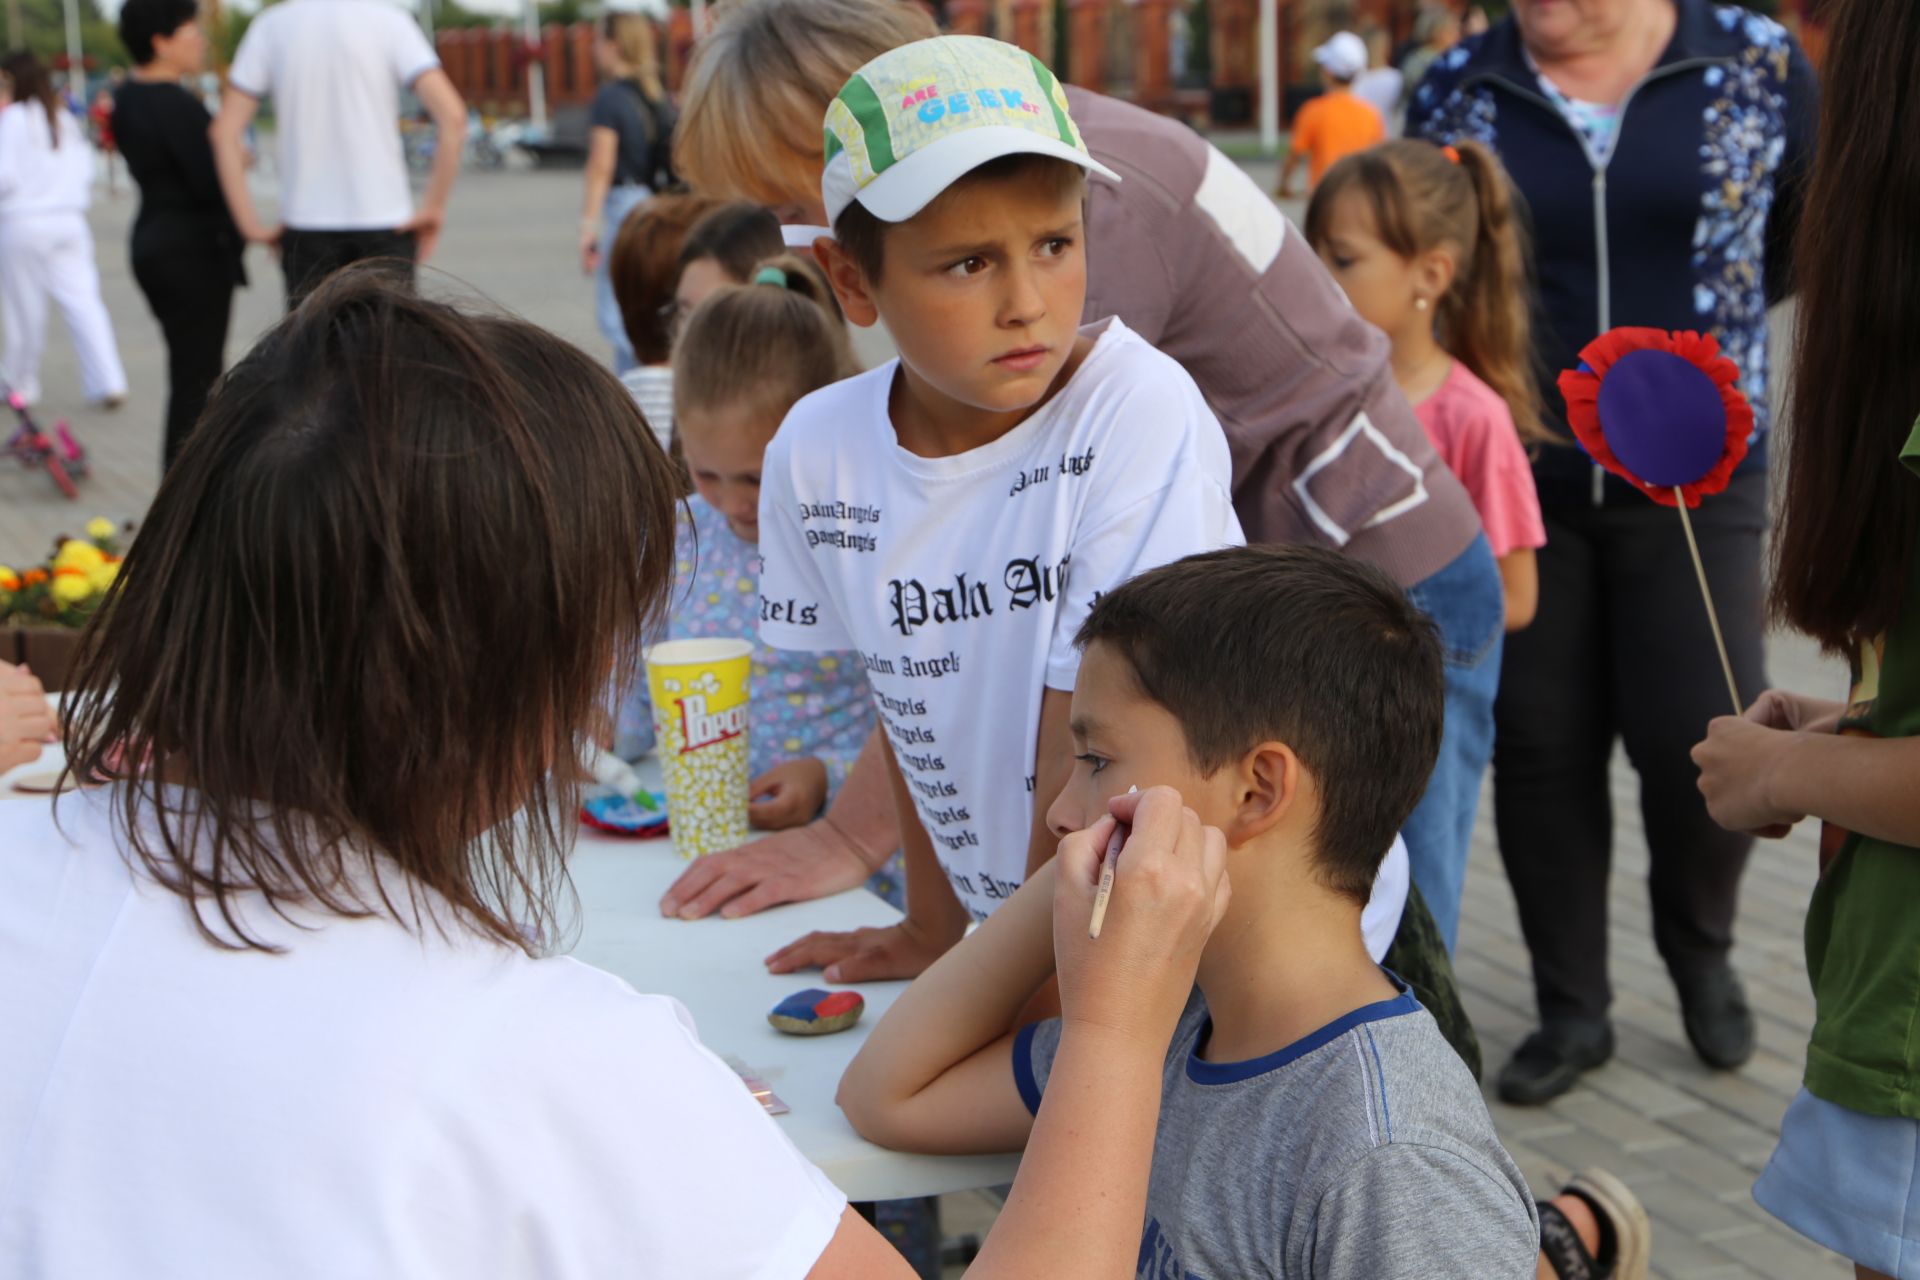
<box><xmin>1087</xmin><ymin>786</ymin><xmax>1137</xmax><ymax>939</ymax></box>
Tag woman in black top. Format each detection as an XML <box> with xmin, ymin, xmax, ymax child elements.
<box><xmin>113</xmin><ymin>0</ymin><xmax>246</xmax><ymax>471</ymax></box>
<box><xmin>577</xmin><ymin>13</ymin><xmax>673</xmax><ymax>373</ymax></box>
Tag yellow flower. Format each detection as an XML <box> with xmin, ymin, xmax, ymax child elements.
<box><xmin>85</xmin><ymin>517</ymin><xmax>116</xmax><ymax>542</ymax></box>
<box><xmin>50</xmin><ymin>569</ymin><xmax>93</xmax><ymax>604</ymax></box>
<box><xmin>53</xmin><ymin>539</ymin><xmax>106</xmax><ymax>572</ymax></box>
<box><xmin>87</xmin><ymin>560</ymin><xmax>120</xmax><ymax>592</ymax></box>
<box><xmin>0</xmin><ymin>566</ymin><xmax>17</xmax><ymax>592</ymax></box>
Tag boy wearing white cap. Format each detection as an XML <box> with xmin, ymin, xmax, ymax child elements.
<box><xmin>1277</xmin><ymin>31</ymin><xmax>1386</xmax><ymax>198</ymax></box>
<box><xmin>757</xmin><ymin>35</ymin><xmax>1243</xmax><ymax>978</ymax></box>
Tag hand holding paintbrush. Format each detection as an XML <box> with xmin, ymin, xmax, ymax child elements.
<box><xmin>1053</xmin><ymin>788</ymin><xmax>1233</xmax><ymax>1044</ymax></box>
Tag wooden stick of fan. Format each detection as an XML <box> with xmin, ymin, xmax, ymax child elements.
<box><xmin>1675</xmin><ymin>488</ymin><xmax>1742</xmax><ymax>716</ymax></box>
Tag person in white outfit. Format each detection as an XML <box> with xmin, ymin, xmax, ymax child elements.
<box><xmin>0</xmin><ymin>51</ymin><xmax>128</xmax><ymax>407</ymax></box>
<box><xmin>210</xmin><ymin>0</ymin><xmax>467</xmax><ymax>310</ymax></box>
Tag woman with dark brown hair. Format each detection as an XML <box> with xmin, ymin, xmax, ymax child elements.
<box><xmin>1694</xmin><ymin>0</ymin><xmax>1920</xmax><ymax>1271</ymax></box>
<box><xmin>0</xmin><ymin>270</ymin><xmax>1233</xmax><ymax>1278</ymax></box>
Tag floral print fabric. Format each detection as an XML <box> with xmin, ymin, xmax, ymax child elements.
<box><xmin>615</xmin><ymin>496</ymin><xmax>874</xmax><ymax>813</ymax></box>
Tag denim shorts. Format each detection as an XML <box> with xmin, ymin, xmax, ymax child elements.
<box><xmin>1755</xmin><ymin>1087</ymin><xmax>1920</xmax><ymax>1276</ymax></box>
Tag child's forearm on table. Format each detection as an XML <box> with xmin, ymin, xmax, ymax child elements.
<box><xmin>842</xmin><ymin>866</ymin><xmax>1056</xmax><ymax>1115</ymax></box>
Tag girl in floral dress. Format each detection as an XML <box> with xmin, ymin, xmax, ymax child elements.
<box><xmin>613</xmin><ymin>257</ymin><xmax>901</xmax><ymax>897</ymax></box>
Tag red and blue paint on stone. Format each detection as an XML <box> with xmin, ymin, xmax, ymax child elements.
<box><xmin>768</xmin><ymin>988</ymin><xmax>866</xmax><ymax>1036</ymax></box>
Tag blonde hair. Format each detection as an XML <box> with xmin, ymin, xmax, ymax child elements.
<box><xmin>673</xmin><ymin>252</ymin><xmax>855</xmax><ymax>432</ymax></box>
<box><xmin>674</xmin><ymin>0</ymin><xmax>939</xmax><ymax>208</ymax></box>
<box><xmin>1306</xmin><ymin>139</ymin><xmax>1548</xmax><ymax>445</ymax></box>
<box><xmin>601</xmin><ymin>13</ymin><xmax>665</xmax><ymax>101</ymax></box>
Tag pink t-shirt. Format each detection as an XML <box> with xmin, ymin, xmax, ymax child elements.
<box><xmin>1412</xmin><ymin>361</ymin><xmax>1546</xmax><ymax>559</ymax></box>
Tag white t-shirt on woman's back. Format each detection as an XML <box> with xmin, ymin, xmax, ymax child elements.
<box><xmin>0</xmin><ymin>102</ymin><xmax>93</xmax><ymax>218</ymax></box>
<box><xmin>0</xmin><ymin>791</ymin><xmax>844</xmax><ymax>1278</ymax></box>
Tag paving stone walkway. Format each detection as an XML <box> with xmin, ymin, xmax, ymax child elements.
<box><xmin>2</xmin><ymin>167</ymin><xmax>1853</xmax><ymax>1279</ymax></box>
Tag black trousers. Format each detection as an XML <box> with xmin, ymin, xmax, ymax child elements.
<box><xmin>132</xmin><ymin>248</ymin><xmax>236</xmax><ymax>471</ymax></box>
<box><xmin>1493</xmin><ymin>468</ymin><xmax>1769</xmax><ymax>1026</ymax></box>
<box><xmin>280</xmin><ymin>228</ymin><xmax>417</xmax><ymax>311</ymax></box>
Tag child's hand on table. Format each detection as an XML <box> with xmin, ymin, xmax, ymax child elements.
<box><xmin>1052</xmin><ymin>787</ymin><xmax>1231</xmax><ymax>1043</ymax></box>
<box><xmin>765</xmin><ymin>915</ymin><xmax>963</xmax><ymax>984</ymax></box>
<box><xmin>0</xmin><ymin>662</ymin><xmax>53</xmax><ymax>774</ymax></box>
<box><xmin>661</xmin><ymin>819</ymin><xmax>875</xmax><ymax>920</ymax></box>
<box><xmin>749</xmin><ymin>758</ymin><xmax>830</xmax><ymax>831</ymax></box>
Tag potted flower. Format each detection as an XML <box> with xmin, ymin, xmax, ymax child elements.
<box><xmin>0</xmin><ymin>518</ymin><xmax>126</xmax><ymax>690</ymax></box>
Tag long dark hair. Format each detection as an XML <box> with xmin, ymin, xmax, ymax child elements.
<box><xmin>59</xmin><ymin>270</ymin><xmax>680</xmax><ymax>953</ymax></box>
<box><xmin>1772</xmin><ymin>0</ymin><xmax>1920</xmax><ymax>652</ymax></box>
<box><xmin>2</xmin><ymin>50</ymin><xmax>62</xmax><ymax>148</ymax></box>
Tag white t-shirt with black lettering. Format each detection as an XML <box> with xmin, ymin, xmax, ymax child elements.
<box><xmin>757</xmin><ymin>318</ymin><xmax>1243</xmax><ymax>920</ymax></box>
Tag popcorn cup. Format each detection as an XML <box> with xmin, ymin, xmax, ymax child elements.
<box><xmin>645</xmin><ymin>637</ymin><xmax>753</xmax><ymax>858</ymax></box>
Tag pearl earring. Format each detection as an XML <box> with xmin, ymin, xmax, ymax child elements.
<box><xmin>1415</xmin><ymin>297</ymin><xmax>1430</xmax><ymax>311</ymax></box>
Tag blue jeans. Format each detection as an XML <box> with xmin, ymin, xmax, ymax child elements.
<box><xmin>593</xmin><ymin>184</ymin><xmax>650</xmax><ymax>375</ymax></box>
<box><xmin>1402</xmin><ymin>533</ymin><xmax>1504</xmax><ymax>954</ymax></box>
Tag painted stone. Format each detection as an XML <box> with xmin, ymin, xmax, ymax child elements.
<box><xmin>768</xmin><ymin>988</ymin><xmax>865</xmax><ymax>1036</ymax></box>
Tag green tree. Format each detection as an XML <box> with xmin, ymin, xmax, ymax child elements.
<box><xmin>430</xmin><ymin>0</ymin><xmax>498</xmax><ymax>31</ymax></box>
<box><xmin>13</xmin><ymin>0</ymin><xmax>121</xmax><ymax>72</ymax></box>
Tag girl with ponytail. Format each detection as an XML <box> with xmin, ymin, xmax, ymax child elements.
<box><xmin>613</xmin><ymin>254</ymin><xmax>879</xmax><ymax>860</ymax></box>
<box><xmin>1306</xmin><ymin>138</ymin><xmax>1546</xmax><ymax>632</ymax></box>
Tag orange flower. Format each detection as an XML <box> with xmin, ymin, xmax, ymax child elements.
<box><xmin>22</xmin><ymin>569</ymin><xmax>48</xmax><ymax>587</ymax></box>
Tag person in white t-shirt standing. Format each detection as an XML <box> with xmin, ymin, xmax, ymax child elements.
<box><xmin>210</xmin><ymin>0</ymin><xmax>466</xmax><ymax>309</ymax></box>
<box><xmin>756</xmin><ymin>36</ymin><xmax>1242</xmax><ymax>980</ymax></box>
<box><xmin>0</xmin><ymin>268</ymin><xmax>1234</xmax><ymax>1280</ymax></box>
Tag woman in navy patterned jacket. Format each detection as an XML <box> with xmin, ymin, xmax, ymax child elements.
<box><xmin>1408</xmin><ymin>0</ymin><xmax>1817</xmax><ymax>1107</ymax></box>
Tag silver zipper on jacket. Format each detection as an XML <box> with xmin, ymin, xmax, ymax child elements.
<box><xmin>1462</xmin><ymin>57</ymin><xmax>1728</xmax><ymax>506</ymax></box>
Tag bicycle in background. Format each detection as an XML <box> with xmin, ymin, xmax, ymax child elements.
<box><xmin>2</xmin><ymin>376</ymin><xmax>89</xmax><ymax>500</ymax></box>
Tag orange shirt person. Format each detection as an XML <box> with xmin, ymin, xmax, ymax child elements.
<box><xmin>1278</xmin><ymin>32</ymin><xmax>1385</xmax><ymax>197</ymax></box>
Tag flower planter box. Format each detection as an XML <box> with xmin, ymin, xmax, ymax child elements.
<box><xmin>7</xmin><ymin>625</ymin><xmax>84</xmax><ymax>691</ymax></box>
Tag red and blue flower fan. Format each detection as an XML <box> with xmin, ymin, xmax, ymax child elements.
<box><xmin>1559</xmin><ymin>328</ymin><xmax>1754</xmax><ymax>712</ymax></box>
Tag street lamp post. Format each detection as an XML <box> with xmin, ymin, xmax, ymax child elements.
<box><xmin>63</xmin><ymin>0</ymin><xmax>84</xmax><ymax>91</ymax></box>
<box><xmin>523</xmin><ymin>0</ymin><xmax>547</xmax><ymax>133</ymax></box>
<box><xmin>1258</xmin><ymin>0</ymin><xmax>1278</xmax><ymax>155</ymax></box>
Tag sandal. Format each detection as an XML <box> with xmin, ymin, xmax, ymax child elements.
<box><xmin>1537</xmin><ymin>1167</ymin><xmax>1651</xmax><ymax>1280</ymax></box>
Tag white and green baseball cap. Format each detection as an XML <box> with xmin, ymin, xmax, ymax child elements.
<box><xmin>820</xmin><ymin>35</ymin><xmax>1119</xmax><ymax>226</ymax></box>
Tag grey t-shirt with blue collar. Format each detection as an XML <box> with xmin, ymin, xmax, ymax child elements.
<box><xmin>1013</xmin><ymin>979</ymin><xmax>1538</xmax><ymax>1278</ymax></box>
